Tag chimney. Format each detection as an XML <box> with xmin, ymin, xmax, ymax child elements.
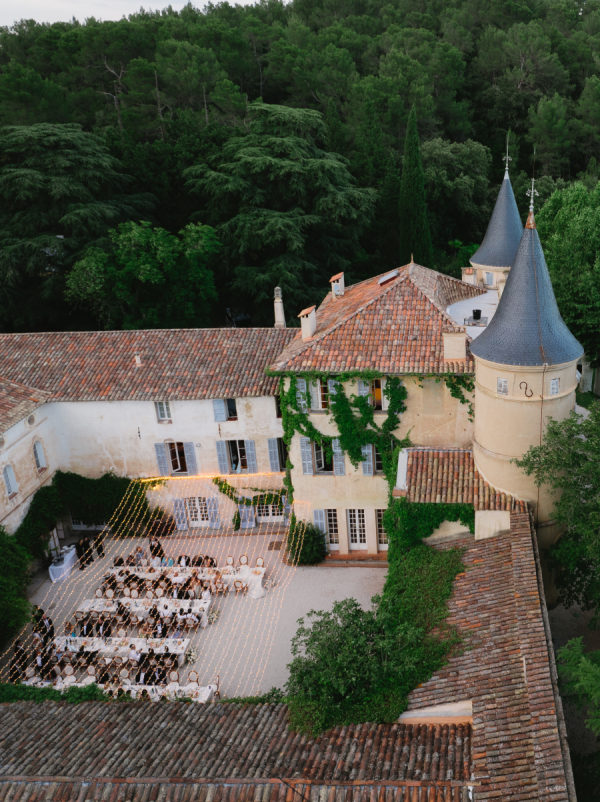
<box><xmin>442</xmin><ymin>332</ymin><xmax>467</xmax><ymax>362</ymax></box>
<box><xmin>298</xmin><ymin>306</ymin><xmax>317</xmax><ymax>340</ymax></box>
<box><xmin>274</xmin><ymin>286</ymin><xmax>286</xmax><ymax>329</ymax></box>
<box><xmin>329</xmin><ymin>272</ymin><xmax>345</xmax><ymax>299</ymax></box>
<box><xmin>134</xmin><ymin>352</ymin><xmax>142</xmax><ymax>367</ymax></box>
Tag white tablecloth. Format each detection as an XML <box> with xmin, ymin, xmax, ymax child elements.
<box><xmin>78</xmin><ymin>597</ymin><xmax>209</xmax><ymax>621</ymax></box>
<box><xmin>54</xmin><ymin>636</ymin><xmax>190</xmax><ymax>666</ymax></box>
<box><xmin>49</xmin><ymin>545</ymin><xmax>77</xmax><ymax>583</ymax></box>
<box><xmin>107</xmin><ymin>565</ymin><xmax>266</xmax><ymax>598</ymax></box>
<box><xmin>23</xmin><ymin>677</ymin><xmax>215</xmax><ymax>703</ymax></box>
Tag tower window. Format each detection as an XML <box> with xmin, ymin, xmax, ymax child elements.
<box><xmin>550</xmin><ymin>378</ymin><xmax>560</xmax><ymax>396</ymax></box>
<box><xmin>485</xmin><ymin>272</ymin><xmax>494</xmax><ymax>286</ymax></box>
<box><xmin>497</xmin><ymin>378</ymin><xmax>509</xmax><ymax>395</ymax></box>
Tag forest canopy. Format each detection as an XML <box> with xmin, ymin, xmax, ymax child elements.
<box><xmin>1</xmin><ymin>0</ymin><xmax>599</xmax><ymax>330</ymax></box>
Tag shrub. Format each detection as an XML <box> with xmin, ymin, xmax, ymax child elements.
<box><xmin>0</xmin><ymin>528</ymin><xmax>32</xmax><ymax>648</ymax></box>
<box><xmin>287</xmin><ymin>519</ymin><xmax>327</xmax><ymax>565</ymax></box>
<box><xmin>0</xmin><ymin>682</ymin><xmax>109</xmax><ymax>703</ymax></box>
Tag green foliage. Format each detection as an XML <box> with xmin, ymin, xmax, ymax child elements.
<box><xmin>558</xmin><ymin>637</ymin><xmax>600</xmax><ymax>736</ymax></box>
<box><xmin>14</xmin><ymin>485</ymin><xmax>65</xmax><ymax>558</ymax></box>
<box><xmin>287</xmin><ymin>518</ymin><xmax>327</xmax><ymax>565</ymax></box>
<box><xmin>221</xmin><ymin>687</ymin><xmax>285</xmax><ymax>705</ymax></box>
<box><xmin>0</xmin><ymin>682</ymin><xmax>109</xmax><ymax>703</ymax></box>
<box><xmin>66</xmin><ymin>220</ymin><xmax>219</xmax><ymax>329</ymax></box>
<box><xmin>0</xmin><ymin>528</ymin><xmax>33</xmax><ymax>649</ymax></box>
<box><xmin>212</xmin><ymin>477</ymin><xmax>285</xmax><ymax>508</ymax></box>
<box><xmin>383</xmin><ymin>497</ymin><xmax>475</xmax><ymax>550</ymax></box>
<box><xmin>398</xmin><ymin>106</ymin><xmax>433</xmax><ymax>267</ymax></box>
<box><xmin>518</xmin><ymin>403</ymin><xmax>600</xmax><ymax>616</ymax></box>
<box><xmin>537</xmin><ymin>182</ymin><xmax>600</xmax><ymax>366</ymax></box>
<box><xmin>442</xmin><ymin>375</ymin><xmax>475</xmax><ymax>420</ymax></box>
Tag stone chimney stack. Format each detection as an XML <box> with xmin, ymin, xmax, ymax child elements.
<box><xmin>330</xmin><ymin>272</ymin><xmax>345</xmax><ymax>299</ymax></box>
<box><xmin>298</xmin><ymin>306</ymin><xmax>317</xmax><ymax>340</ymax></box>
<box><xmin>274</xmin><ymin>286</ymin><xmax>286</xmax><ymax>329</ymax></box>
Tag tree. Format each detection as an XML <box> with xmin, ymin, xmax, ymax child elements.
<box><xmin>517</xmin><ymin>403</ymin><xmax>600</xmax><ymax>616</ymax></box>
<box><xmin>558</xmin><ymin>638</ymin><xmax>600</xmax><ymax>737</ymax></box>
<box><xmin>66</xmin><ymin>220</ymin><xmax>219</xmax><ymax>329</ymax></box>
<box><xmin>0</xmin><ymin>123</ymin><xmax>150</xmax><ymax>330</ymax></box>
<box><xmin>185</xmin><ymin>101</ymin><xmax>374</xmax><ymax>324</ymax></box>
<box><xmin>536</xmin><ymin>181</ymin><xmax>600</xmax><ymax>366</ymax></box>
<box><xmin>398</xmin><ymin>106</ymin><xmax>433</xmax><ymax>266</ymax></box>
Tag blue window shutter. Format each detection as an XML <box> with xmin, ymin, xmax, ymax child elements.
<box><xmin>332</xmin><ymin>438</ymin><xmax>345</xmax><ymax>476</ymax></box>
<box><xmin>173</xmin><ymin>499</ymin><xmax>187</xmax><ymax>530</ymax></box>
<box><xmin>183</xmin><ymin>442</ymin><xmax>197</xmax><ymax>475</ymax></box>
<box><xmin>245</xmin><ymin>440</ymin><xmax>258</xmax><ymax>473</ymax></box>
<box><xmin>309</xmin><ymin>380</ymin><xmax>320</xmax><ymax>410</ymax></box>
<box><xmin>327</xmin><ymin>379</ymin><xmax>338</xmax><ymax>398</ymax></box>
<box><xmin>268</xmin><ymin>438</ymin><xmax>280</xmax><ymax>471</ymax></box>
<box><xmin>282</xmin><ymin>494</ymin><xmax>291</xmax><ymax>520</ymax></box>
<box><xmin>357</xmin><ymin>379</ymin><xmax>370</xmax><ymax>396</ymax></box>
<box><xmin>154</xmin><ymin>443</ymin><xmax>169</xmax><ymax>476</ymax></box>
<box><xmin>296</xmin><ymin>378</ymin><xmax>308</xmax><ymax>412</ymax></box>
<box><xmin>361</xmin><ymin>445</ymin><xmax>373</xmax><ymax>476</ymax></box>
<box><xmin>207</xmin><ymin>497</ymin><xmax>220</xmax><ymax>526</ymax></box>
<box><xmin>213</xmin><ymin>399</ymin><xmax>227</xmax><ymax>422</ymax></box>
<box><xmin>216</xmin><ymin>441</ymin><xmax>229</xmax><ymax>473</ymax></box>
<box><xmin>239</xmin><ymin>504</ymin><xmax>255</xmax><ymax>529</ymax></box>
<box><xmin>313</xmin><ymin>509</ymin><xmax>326</xmax><ymax>534</ymax></box>
<box><xmin>300</xmin><ymin>436</ymin><xmax>313</xmax><ymax>475</ymax></box>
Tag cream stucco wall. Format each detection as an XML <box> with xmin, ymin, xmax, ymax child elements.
<box><xmin>473</xmin><ymin>356</ymin><xmax>578</xmax><ymax>528</ymax></box>
<box><xmin>470</xmin><ymin>264</ymin><xmax>510</xmax><ymax>291</ymax></box>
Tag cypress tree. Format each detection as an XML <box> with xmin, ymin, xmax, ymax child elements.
<box><xmin>398</xmin><ymin>106</ymin><xmax>433</xmax><ymax>266</ymax></box>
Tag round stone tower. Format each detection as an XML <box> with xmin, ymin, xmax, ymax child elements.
<box><xmin>470</xmin><ymin>185</ymin><xmax>583</xmax><ymax>545</ymax></box>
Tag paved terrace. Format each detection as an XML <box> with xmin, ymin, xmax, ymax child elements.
<box><xmin>0</xmin><ymin>515</ymin><xmax>575</xmax><ymax>800</ymax></box>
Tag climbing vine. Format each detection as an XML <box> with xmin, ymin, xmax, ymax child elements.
<box><xmin>212</xmin><ymin>477</ymin><xmax>286</xmax><ymax>529</ymax></box>
<box><xmin>442</xmin><ymin>374</ymin><xmax>475</xmax><ymax>420</ymax></box>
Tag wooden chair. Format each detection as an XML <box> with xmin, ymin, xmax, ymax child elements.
<box><xmin>119</xmin><ymin>667</ymin><xmax>130</xmax><ymax>681</ymax></box>
<box><xmin>255</xmin><ymin>557</ymin><xmax>265</xmax><ymax>568</ymax></box>
<box><xmin>129</xmin><ymin>614</ymin><xmax>141</xmax><ymax>633</ymax></box>
<box><xmin>95</xmin><ymin>588</ymin><xmax>104</xmax><ymax>598</ymax></box>
<box><xmin>74</xmin><ymin>611</ymin><xmax>84</xmax><ymax>623</ymax></box>
<box><xmin>187</xmin><ymin>670</ymin><xmax>199</xmax><ymax>685</ymax></box>
<box><xmin>155</xmin><ymin>586</ymin><xmax>164</xmax><ymax>598</ymax></box>
<box><xmin>25</xmin><ymin>665</ymin><xmax>36</xmax><ymax>679</ymax></box>
<box><xmin>116</xmin><ymin>627</ymin><xmax>127</xmax><ymax>638</ymax></box>
<box><xmin>86</xmin><ymin>664</ymin><xmax>96</xmax><ymax>678</ymax></box>
<box><xmin>167</xmin><ymin>669</ymin><xmax>179</xmax><ymax>685</ymax></box>
<box><xmin>184</xmin><ymin>617</ymin><xmax>196</xmax><ymax>632</ymax></box>
<box><xmin>130</xmin><ymin>587</ymin><xmax>139</xmax><ymax>599</ymax></box>
<box><xmin>238</xmin><ymin>554</ymin><xmax>248</xmax><ymax>566</ymax></box>
<box><xmin>234</xmin><ymin>579</ymin><xmax>248</xmax><ymax>595</ymax></box>
<box><xmin>213</xmin><ymin>674</ymin><xmax>220</xmax><ymax>699</ymax></box>
<box><xmin>123</xmin><ymin>586</ymin><xmax>131</xmax><ymax>597</ymax></box>
<box><xmin>145</xmin><ymin>589</ymin><xmax>155</xmax><ymax>599</ymax></box>
<box><xmin>214</xmin><ymin>580</ymin><xmax>228</xmax><ymax>596</ymax></box>
<box><xmin>105</xmin><ymin>588</ymin><xmax>115</xmax><ymax>599</ymax></box>
<box><xmin>225</xmin><ymin>555</ymin><xmax>234</xmax><ymax>566</ymax></box>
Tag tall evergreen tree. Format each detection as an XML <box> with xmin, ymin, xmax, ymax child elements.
<box><xmin>398</xmin><ymin>106</ymin><xmax>433</xmax><ymax>266</ymax></box>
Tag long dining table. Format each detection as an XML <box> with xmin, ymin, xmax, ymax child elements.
<box><xmin>77</xmin><ymin>597</ymin><xmax>209</xmax><ymax>621</ymax></box>
<box><xmin>54</xmin><ymin>636</ymin><xmax>190</xmax><ymax>666</ymax></box>
<box><xmin>107</xmin><ymin>564</ymin><xmax>267</xmax><ymax>598</ymax></box>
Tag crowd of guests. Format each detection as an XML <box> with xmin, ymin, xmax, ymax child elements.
<box><xmin>74</xmin><ymin>532</ymin><xmax>104</xmax><ymax>569</ymax></box>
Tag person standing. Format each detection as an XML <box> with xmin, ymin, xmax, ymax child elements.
<box><xmin>41</xmin><ymin>613</ymin><xmax>54</xmax><ymax>647</ymax></box>
<box><xmin>9</xmin><ymin>639</ymin><xmax>27</xmax><ymax>682</ymax></box>
<box><xmin>94</xmin><ymin>530</ymin><xmax>105</xmax><ymax>558</ymax></box>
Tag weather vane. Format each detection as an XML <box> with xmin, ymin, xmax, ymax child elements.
<box><xmin>503</xmin><ymin>134</ymin><xmax>512</xmax><ymax>176</ymax></box>
<box><xmin>526</xmin><ymin>177</ymin><xmax>539</xmax><ymax>212</ymax></box>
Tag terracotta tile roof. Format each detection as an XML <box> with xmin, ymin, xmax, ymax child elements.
<box><xmin>270</xmin><ymin>263</ymin><xmax>484</xmax><ymax>375</ymax></box>
<box><xmin>0</xmin><ymin>328</ymin><xmax>295</xmax><ymax>403</ymax></box>
<box><xmin>401</xmin><ymin>448</ymin><xmax>528</xmax><ymax>512</ymax></box>
<box><xmin>0</xmin><ymin>377</ymin><xmax>51</xmax><ymax>432</ymax></box>
<box><xmin>406</xmin><ymin>514</ymin><xmax>574</xmax><ymax>800</ymax></box>
<box><xmin>0</xmin><ymin>518</ymin><xmax>574</xmax><ymax>800</ymax></box>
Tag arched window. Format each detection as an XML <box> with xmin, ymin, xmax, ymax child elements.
<box><xmin>33</xmin><ymin>440</ymin><xmax>47</xmax><ymax>470</ymax></box>
<box><xmin>3</xmin><ymin>465</ymin><xmax>18</xmax><ymax>497</ymax></box>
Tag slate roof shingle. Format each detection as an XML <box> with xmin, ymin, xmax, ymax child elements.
<box><xmin>0</xmin><ymin>328</ymin><xmax>296</xmax><ymax>406</ymax></box>
<box><xmin>270</xmin><ymin>263</ymin><xmax>484</xmax><ymax>375</ymax></box>
<box><xmin>401</xmin><ymin>448</ymin><xmax>528</xmax><ymax>512</ymax></box>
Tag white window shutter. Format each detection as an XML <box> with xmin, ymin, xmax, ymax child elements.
<box><xmin>313</xmin><ymin>509</ymin><xmax>326</xmax><ymax>534</ymax></box>
<box><xmin>213</xmin><ymin>399</ymin><xmax>227</xmax><ymax>422</ymax></box>
<box><xmin>296</xmin><ymin>378</ymin><xmax>308</xmax><ymax>412</ymax></box>
<box><xmin>267</xmin><ymin>438</ymin><xmax>280</xmax><ymax>471</ymax></box>
<box><xmin>239</xmin><ymin>504</ymin><xmax>255</xmax><ymax>529</ymax></box>
<box><xmin>207</xmin><ymin>497</ymin><xmax>220</xmax><ymax>526</ymax></box>
<box><xmin>173</xmin><ymin>499</ymin><xmax>188</xmax><ymax>530</ymax></box>
<box><xmin>332</xmin><ymin>438</ymin><xmax>345</xmax><ymax>476</ymax></box>
<box><xmin>381</xmin><ymin>378</ymin><xmax>389</xmax><ymax>411</ymax></box>
<box><xmin>183</xmin><ymin>442</ymin><xmax>197</xmax><ymax>475</ymax></box>
<box><xmin>327</xmin><ymin>379</ymin><xmax>338</xmax><ymax>398</ymax></box>
<box><xmin>216</xmin><ymin>441</ymin><xmax>229</xmax><ymax>473</ymax></box>
<box><xmin>357</xmin><ymin>379</ymin><xmax>370</xmax><ymax>396</ymax></box>
<box><xmin>361</xmin><ymin>444</ymin><xmax>373</xmax><ymax>475</ymax></box>
<box><xmin>309</xmin><ymin>380</ymin><xmax>320</xmax><ymax>410</ymax></box>
<box><xmin>244</xmin><ymin>440</ymin><xmax>258</xmax><ymax>473</ymax></box>
<box><xmin>300</xmin><ymin>436</ymin><xmax>313</xmax><ymax>475</ymax></box>
<box><xmin>154</xmin><ymin>443</ymin><xmax>169</xmax><ymax>476</ymax></box>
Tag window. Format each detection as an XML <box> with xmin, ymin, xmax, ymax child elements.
<box><xmin>186</xmin><ymin>497</ymin><xmax>209</xmax><ymax>523</ymax></box>
<box><xmin>358</xmin><ymin>378</ymin><xmax>384</xmax><ymax>410</ymax></box>
<box><xmin>256</xmin><ymin>501</ymin><xmax>284</xmax><ymax>519</ymax></box>
<box><xmin>347</xmin><ymin>509</ymin><xmax>366</xmax><ymax>546</ymax></box>
<box><xmin>550</xmin><ymin>378</ymin><xmax>560</xmax><ymax>396</ymax></box>
<box><xmin>300</xmin><ymin>437</ymin><xmax>344</xmax><ymax>476</ymax></box>
<box><xmin>485</xmin><ymin>272</ymin><xmax>494</xmax><ymax>286</ymax></box>
<box><xmin>155</xmin><ymin>401</ymin><xmax>171</xmax><ymax>422</ymax></box>
<box><xmin>213</xmin><ymin>398</ymin><xmax>237</xmax><ymax>421</ymax></box>
<box><xmin>361</xmin><ymin>444</ymin><xmax>383</xmax><ymax>475</ymax></box>
<box><xmin>314</xmin><ymin>441</ymin><xmax>333</xmax><ymax>473</ymax></box>
<box><xmin>376</xmin><ymin>509</ymin><xmax>387</xmax><ymax>546</ymax></box>
<box><xmin>3</xmin><ymin>465</ymin><xmax>18</xmax><ymax>497</ymax></box>
<box><xmin>326</xmin><ymin>509</ymin><xmax>339</xmax><ymax>544</ymax></box>
<box><xmin>168</xmin><ymin>441</ymin><xmax>188</xmax><ymax>473</ymax></box>
<box><xmin>33</xmin><ymin>440</ymin><xmax>47</xmax><ymax>471</ymax></box>
<box><xmin>268</xmin><ymin>438</ymin><xmax>288</xmax><ymax>472</ymax></box>
<box><xmin>309</xmin><ymin>379</ymin><xmax>330</xmax><ymax>411</ymax></box>
<box><xmin>181</xmin><ymin>496</ymin><xmax>219</xmax><ymax>528</ymax></box>
<box><xmin>497</xmin><ymin>378</ymin><xmax>508</xmax><ymax>395</ymax></box>
<box><xmin>216</xmin><ymin>439</ymin><xmax>258</xmax><ymax>473</ymax></box>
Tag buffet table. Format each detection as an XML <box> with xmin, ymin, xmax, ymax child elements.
<box><xmin>49</xmin><ymin>544</ymin><xmax>78</xmax><ymax>583</ymax></box>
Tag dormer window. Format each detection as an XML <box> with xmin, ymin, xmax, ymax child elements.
<box><xmin>155</xmin><ymin>401</ymin><xmax>171</xmax><ymax>423</ymax></box>
<box><xmin>485</xmin><ymin>272</ymin><xmax>494</xmax><ymax>286</ymax></box>
<box><xmin>497</xmin><ymin>378</ymin><xmax>509</xmax><ymax>395</ymax></box>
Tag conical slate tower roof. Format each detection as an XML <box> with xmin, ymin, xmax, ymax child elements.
<box><xmin>470</xmin><ymin>170</ymin><xmax>523</xmax><ymax>268</ymax></box>
<box><xmin>470</xmin><ymin>212</ymin><xmax>583</xmax><ymax>366</ymax></box>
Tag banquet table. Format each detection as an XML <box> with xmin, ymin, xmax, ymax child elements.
<box><xmin>107</xmin><ymin>565</ymin><xmax>266</xmax><ymax>598</ymax></box>
<box><xmin>54</xmin><ymin>636</ymin><xmax>190</xmax><ymax>666</ymax></box>
<box><xmin>77</xmin><ymin>597</ymin><xmax>209</xmax><ymax>621</ymax></box>
<box><xmin>49</xmin><ymin>544</ymin><xmax>78</xmax><ymax>583</ymax></box>
<box><xmin>23</xmin><ymin>676</ymin><xmax>215</xmax><ymax>702</ymax></box>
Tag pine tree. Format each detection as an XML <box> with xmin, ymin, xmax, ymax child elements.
<box><xmin>398</xmin><ymin>106</ymin><xmax>433</xmax><ymax>266</ymax></box>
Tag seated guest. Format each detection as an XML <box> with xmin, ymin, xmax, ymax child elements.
<box><xmin>136</xmin><ymin>663</ymin><xmax>149</xmax><ymax>685</ymax></box>
<box><xmin>125</xmin><ymin>553</ymin><xmax>136</xmax><ymax>566</ymax></box>
<box><xmin>113</xmin><ymin>556</ymin><xmax>124</xmax><ymax>567</ymax></box>
<box><xmin>96</xmin><ymin>615</ymin><xmax>112</xmax><ymax>638</ymax></box>
<box><xmin>97</xmin><ymin>664</ymin><xmax>111</xmax><ymax>685</ymax></box>
<box><xmin>41</xmin><ymin>613</ymin><xmax>54</xmax><ymax>646</ymax></box>
<box><xmin>201</xmin><ymin>584</ymin><xmax>212</xmax><ymax>604</ymax></box>
<box><xmin>192</xmin><ymin>554</ymin><xmax>204</xmax><ymax>566</ymax></box>
<box><xmin>147</xmin><ymin>663</ymin><xmax>166</xmax><ymax>685</ymax></box>
<box><xmin>153</xmin><ymin>619</ymin><xmax>167</xmax><ymax>638</ymax></box>
<box><xmin>179</xmin><ymin>554</ymin><xmax>189</xmax><ymax>567</ymax></box>
<box><xmin>128</xmin><ymin>644</ymin><xmax>141</xmax><ymax>663</ymax></box>
<box><xmin>135</xmin><ymin>546</ymin><xmax>146</xmax><ymax>566</ymax></box>
<box><xmin>32</xmin><ymin>605</ymin><xmax>45</xmax><ymax>631</ymax></box>
<box><xmin>79</xmin><ymin>615</ymin><xmax>94</xmax><ymax>637</ymax></box>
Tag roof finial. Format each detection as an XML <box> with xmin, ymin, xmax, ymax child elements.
<box><xmin>525</xmin><ymin>177</ymin><xmax>539</xmax><ymax>228</ymax></box>
<box><xmin>503</xmin><ymin>133</ymin><xmax>512</xmax><ymax>178</ymax></box>
<box><xmin>410</xmin><ymin>252</ymin><xmax>414</xmax><ymax>264</ymax></box>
